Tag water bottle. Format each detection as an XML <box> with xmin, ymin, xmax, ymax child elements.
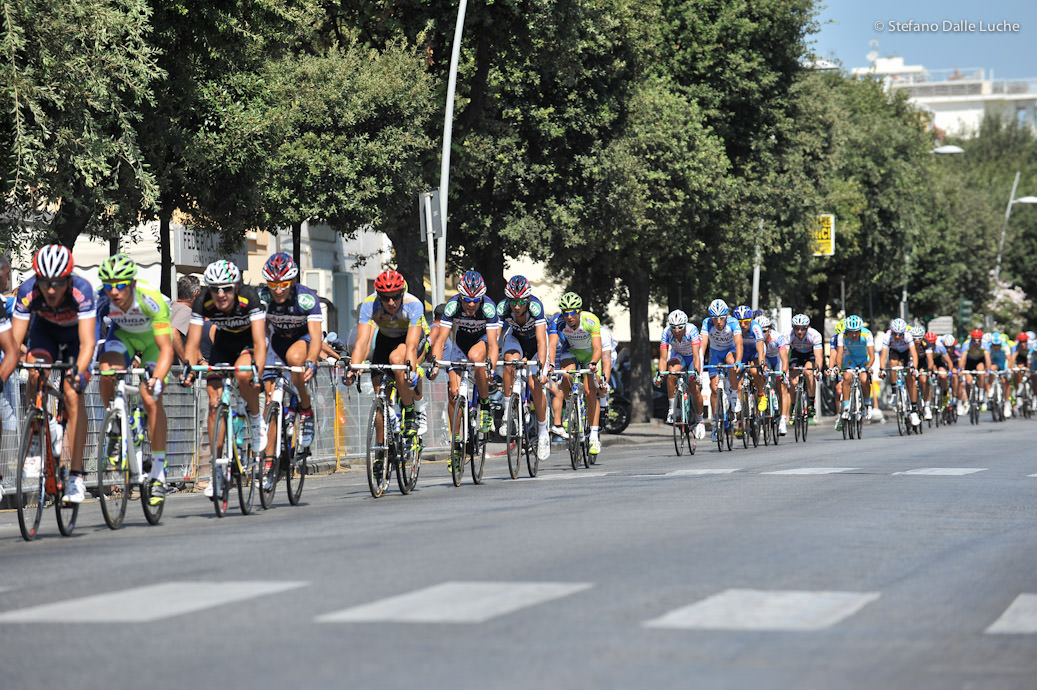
<box><xmin>48</xmin><ymin>416</ymin><xmax>63</xmax><ymax>457</ymax></box>
<box><xmin>130</xmin><ymin>408</ymin><xmax>144</xmax><ymax>446</ymax></box>
<box><xmin>389</xmin><ymin>406</ymin><xmax>401</xmax><ymax>435</ymax></box>
<box><xmin>232</xmin><ymin>415</ymin><xmax>246</xmax><ymax>449</ymax></box>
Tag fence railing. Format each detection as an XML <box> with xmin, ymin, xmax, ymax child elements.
<box><xmin>0</xmin><ymin>364</ymin><xmax>454</xmax><ymax>496</ymax></box>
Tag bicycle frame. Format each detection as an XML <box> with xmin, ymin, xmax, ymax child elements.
<box><xmin>352</xmin><ymin>362</ymin><xmax>421</xmax><ymax>497</ymax></box>
<box><xmin>439</xmin><ymin>360</ymin><xmax>489</xmax><ymax>485</ymax></box>
<box><xmin>498</xmin><ymin>359</ymin><xmax>536</xmax><ymax>478</ymax></box>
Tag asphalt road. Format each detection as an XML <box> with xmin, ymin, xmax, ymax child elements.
<box><xmin>1</xmin><ymin>417</ymin><xmax>1036</xmax><ymax>689</ymax></box>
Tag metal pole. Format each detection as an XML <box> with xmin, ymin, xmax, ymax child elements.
<box><xmin>989</xmin><ymin>171</ymin><xmax>1021</xmax><ymax>328</ymax></box>
<box><xmin>437</xmin><ymin>0</ymin><xmax>470</xmax><ymax>307</ymax></box>
<box><xmin>424</xmin><ymin>195</ymin><xmax>438</xmax><ymax>304</ymax></box>
<box><xmin>750</xmin><ymin>218</ymin><xmax>762</xmax><ymax>311</ymax></box>
<box><xmin>840</xmin><ymin>278</ymin><xmax>845</xmax><ymax>317</ymax></box>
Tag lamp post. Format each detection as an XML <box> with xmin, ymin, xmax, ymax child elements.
<box><xmin>989</xmin><ymin>170</ymin><xmax>1037</xmax><ymax>326</ymax></box>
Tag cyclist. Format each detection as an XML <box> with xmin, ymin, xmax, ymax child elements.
<box><xmin>701</xmin><ymin>299</ymin><xmax>743</xmax><ymax>442</ymax></box>
<box><xmin>934</xmin><ymin>334</ymin><xmax>961</xmax><ymax>414</ymax></box>
<box><xmin>958</xmin><ymin>328</ymin><xmax>988</xmax><ymax>413</ymax></box>
<box><xmin>1010</xmin><ymin>331</ymin><xmax>1030</xmax><ymax>403</ymax></box>
<box><xmin>734</xmin><ymin>305</ymin><xmax>767</xmax><ymax>417</ymax></box>
<box><xmin>911</xmin><ymin>326</ymin><xmax>935</xmax><ymax>421</ymax></box>
<box><xmin>878</xmin><ymin>317</ymin><xmax>921</xmax><ymax>427</ymax></box>
<box><xmin>496</xmin><ymin>275</ymin><xmax>551</xmax><ymax>461</ymax></box>
<box><xmin>258</xmin><ymin>252</ymin><xmax>323</xmax><ymax>451</ymax></box>
<box><xmin>181</xmin><ymin>260</ymin><xmax>267</xmax><ymax>496</ymax></box>
<box><xmin>546</xmin><ymin>292</ymin><xmax>604</xmax><ymax>455</ymax></box>
<box><xmin>786</xmin><ymin>313</ymin><xmax>822</xmax><ymax>419</ymax></box>
<box><xmin>654</xmin><ymin>309</ymin><xmax>706</xmax><ymax>439</ymax></box>
<box><xmin>95</xmin><ymin>254</ymin><xmax>174</xmax><ymax>504</ymax></box>
<box><xmin>987</xmin><ymin>332</ymin><xmax>1009</xmax><ymax>416</ymax></box>
<box><xmin>832</xmin><ymin>315</ymin><xmax>874</xmax><ymax>431</ymax></box>
<box><xmin>11</xmin><ymin>245</ymin><xmax>97</xmax><ymax>504</ymax></box>
<box><xmin>429</xmin><ymin>270</ymin><xmax>500</xmax><ymax>437</ymax></box>
<box><xmin>347</xmin><ymin>269</ymin><xmax>427</xmax><ymax>436</ymax></box>
<box><xmin>758</xmin><ymin>315</ymin><xmax>790</xmax><ymax>435</ymax></box>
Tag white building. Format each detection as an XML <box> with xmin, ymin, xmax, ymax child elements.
<box><xmin>852</xmin><ymin>56</ymin><xmax>1037</xmax><ymax>135</ymax></box>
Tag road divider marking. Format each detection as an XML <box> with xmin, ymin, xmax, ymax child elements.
<box><xmin>644</xmin><ymin>588</ymin><xmax>880</xmax><ymax>631</ymax></box>
<box><xmin>0</xmin><ymin>581</ymin><xmax>307</xmax><ymax>623</ymax></box>
<box><xmin>986</xmin><ymin>594</ymin><xmax>1037</xmax><ymax>634</ymax></box>
<box><xmin>667</xmin><ymin>469</ymin><xmax>741</xmax><ymax>476</ymax></box>
<box><xmin>762</xmin><ymin>468</ymin><xmax>860</xmax><ymax>475</ymax></box>
<box><xmin>317</xmin><ymin>581</ymin><xmax>592</xmax><ymax>623</ymax></box>
<box><xmin>892</xmin><ymin>468</ymin><xmax>987</xmax><ymax>476</ymax></box>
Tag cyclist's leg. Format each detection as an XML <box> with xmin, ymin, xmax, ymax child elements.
<box><xmin>283</xmin><ymin>337</ymin><xmax>313</xmax><ymax>409</ymax></box>
<box><xmin>97</xmin><ymin>336</ymin><xmax>131</xmax><ymax>405</ymax></box>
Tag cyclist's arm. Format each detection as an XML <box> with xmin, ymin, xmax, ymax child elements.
<box><xmin>910</xmin><ymin>343</ymin><xmax>919</xmax><ymax>369</ymax></box>
<box><xmin>926</xmin><ymin>349</ymin><xmax>935</xmax><ymax>371</ymax></box>
<box><xmin>733</xmin><ymin>330</ymin><xmax>743</xmax><ymax>363</ymax></box>
<box><xmin>486</xmin><ymin>326</ymin><xmax>501</xmax><ymax>370</ymax></box>
<box><xmin>590</xmin><ymin>334</ymin><xmax>601</xmax><ymax>368</ymax></box>
<box><xmin>547</xmin><ymin>332</ymin><xmax>559</xmax><ymax>366</ymax></box>
<box><xmin>171</xmin><ymin>328</ymin><xmax>187</xmax><ymax>362</ymax></box>
<box><xmin>0</xmin><ymin>328</ymin><xmax>17</xmax><ymax>381</ymax></box>
<box><xmin>153</xmin><ymin>330</ymin><xmax>174</xmax><ymax>383</ymax></box>
<box><xmin>812</xmin><ymin>343</ymin><xmax>822</xmax><ymax>370</ymax></box>
<box><xmin>428</xmin><ymin>323</ymin><xmax>446</xmax><ymax>364</ymax></box>
<box><xmin>404</xmin><ymin>322</ymin><xmax>422</xmax><ymax>370</ymax></box>
<box><xmin>866</xmin><ymin>345</ymin><xmax>876</xmax><ymax>369</ymax></box>
<box><xmin>351</xmin><ymin>321</ymin><xmax>375</xmax><ymax>365</ymax></box>
<box><xmin>657</xmin><ymin>343</ymin><xmax>669</xmax><ymax>373</ymax></box>
<box><xmin>306</xmin><ymin>319</ymin><xmax>323</xmax><ymax>366</ymax></box>
<box><xmin>10</xmin><ymin>314</ymin><xmax>28</xmax><ymax>351</ymax></box>
<box><xmin>184</xmin><ymin>322</ymin><xmax>202</xmax><ymax>367</ymax></box>
<box><xmin>76</xmin><ymin>317</ymin><xmax>96</xmax><ymax>377</ymax></box>
<box><xmin>756</xmin><ymin>339</ymin><xmax>765</xmax><ymax>364</ymax></box>
<box><xmin>535</xmin><ymin>322</ymin><xmax>548</xmax><ymax>369</ymax></box>
<box><xmin>835</xmin><ymin>345</ymin><xmax>844</xmax><ymax>370</ymax></box>
<box><xmin>250</xmin><ymin>317</ymin><xmax>267</xmax><ymax>381</ymax></box>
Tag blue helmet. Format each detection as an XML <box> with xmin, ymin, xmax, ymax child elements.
<box><xmin>707</xmin><ymin>299</ymin><xmax>729</xmax><ymax>317</ymax></box>
<box><xmin>504</xmin><ymin>275</ymin><xmax>531</xmax><ymax>300</ymax></box>
<box><xmin>845</xmin><ymin>315</ymin><xmax>863</xmax><ymax>331</ymax></box>
<box><xmin>733</xmin><ymin>305</ymin><xmax>752</xmax><ymax>321</ymax></box>
<box><xmin>457</xmin><ymin>270</ymin><xmax>486</xmax><ymax>299</ymax></box>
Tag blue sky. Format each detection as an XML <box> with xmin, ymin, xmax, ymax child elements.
<box><xmin>810</xmin><ymin>1</ymin><xmax>1037</xmax><ymax>80</ymax></box>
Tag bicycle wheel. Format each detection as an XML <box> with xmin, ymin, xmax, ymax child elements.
<box><xmin>15</xmin><ymin>411</ymin><xmax>48</xmax><ymax>541</ymax></box>
<box><xmin>54</xmin><ymin>462</ymin><xmax>79</xmax><ymax>537</ymax></box>
<box><xmin>396</xmin><ymin>431</ymin><xmax>421</xmax><ymax>494</ymax></box>
<box><xmin>97</xmin><ymin>408</ymin><xmax>129</xmax><ymax>530</ymax></box>
<box><xmin>236</xmin><ymin>443</ymin><xmax>257</xmax><ymax>515</ymax></box>
<box><xmin>798</xmin><ymin>391</ymin><xmax>808</xmax><ymax>442</ymax></box>
<box><xmin>450</xmin><ymin>398</ymin><xmax>467</xmax><ymax>486</ymax></box>
<box><xmin>579</xmin><ymin>401</ymin><xmax>591</xmax><ymax>468</ymax></box>
<box><xmin>471</xmin><ymin>409</ymin><xmax>487</xmax><ymax>484</ymax></box>
<box><xmin>715</xmin><ymin>393</ymin><xmax>725</xmax><ymax>452</ymax></box>
<box><xmin>259</xmin><ymin>402</ymin><xmax>281</xmax><ymax>509</ymax></box>
<box><xmin>506</xmin><ymin>393</ymin><xmax>523</xmax><ymax>478</ymax></box>
<box><xmin>211</xmin><ymin>406</ymin><xmax>231</xmax><ymax>517</ymax></box>
<box><xmin>365</xmin><ymin>399</ymin><xmax>391</xmax><ymax>498</ymax></box>
<box><xmin>568</xmin><ymin>399</ymin><xmax>581</xmax><ymax>469</ymax></box>
<box><xmin>524</xmin><ymin>402</ymin><xmax>540</xmax><ymax>478</ymax></box>
<box><xmin>286</xmin><ymin>450</ymin><xmax>306</xmax><ymax>505</ymax></box>
<box><xmin>793</xmin><ymin>391</ymin><xmax>802</xmax><ymax>442</ymax></box>
<box><xmin>672</xmin><ymin>392</ymin><xmax>685</xmax><ymax>456</ymax></box>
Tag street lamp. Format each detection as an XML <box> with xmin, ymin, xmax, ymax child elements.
<box><xmin>989</xmin><ymin>171</ymin><xmax>1037</xmax><ymax>325</ymax></box>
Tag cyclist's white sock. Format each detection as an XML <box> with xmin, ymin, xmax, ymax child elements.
<box><xmin>667</xmin><ymin>397</ymin><xmax>675</xmax><ymax>412</ymax></box>
<box><xmin>538</xmin><ymin>420</ymin><xmax>548</xmax><ymax>436</ymax></box>
<box><xmin>590</xmin><ymin>426</ymin><xmax>599</xmax><ymax>440</ymax></box>
<box><xmin>150</xmin><ymin>452</ymin><xmax>166</xmax><ymax>482</ymax></box>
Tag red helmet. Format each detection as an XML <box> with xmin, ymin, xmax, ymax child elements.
<box><xmin>1019</xmin><ymin>332</ymin><xmax>1029</xmax><ymax>342</ymax></box>
<box><xmin>262</xmin><ymin>252</ymin><xmax>298</xmax><ymax>282</ymax></box>
<box><xmin>33</xmin><ymin>244</ymin><xmax>74</xmax><ymax>279</ymax></box>
<box><xmin>970</xmin><ymin>329</ymin><xmax>983</xmax><ymax>340</ymax></box>
<box><xmin>373</xmin><ymin>270</ymin><xmax>406</xmax><ymax>295</ymax></box>
<box><xmin>924</xmin><ymin>331</ymin><xmax>937</xmax><ymax>344</ymax></box>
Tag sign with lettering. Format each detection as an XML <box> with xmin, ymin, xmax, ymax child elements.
<box><xmin>811</xmin><ymin>214</ymin><xmax>835</xmax><ymax>256</ymax></box>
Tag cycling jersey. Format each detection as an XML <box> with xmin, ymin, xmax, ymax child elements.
<box><xmin>738</xmin><ymin>320</ymin><xmax>765</xmax><ymax>363</ymax></box>
<box><xmin>660</xmin><ymin>324</ymin><xmax>702</xmax><ymax>358</ymax></box>
<box><xmin>988</xmin><ymin>345</ymin><xmax>1007</xmax><ymax>368</ymax></box>
<box><xmin>14</xmin><ymin>275</ymin><xmax>96</xmax><ymax>327</ymax></box>
<box><xmin>259</xmin><ymin>284</ymin><xmax>323</xmax><ymax>340</ymax></box>
<box><xmin>442</xmin><ymin>295</ymin><xmax>500</xmax><ymax>352</ymax></box>
<box><xmin>549</xmin><ymin>311</ymin><xmax>601</xmax><ymax>364</ymax></box>
<box><xmin>878</xmin><ymin>330</ymin><xmax>914</xmax><ymax>354</ymax></box>
<box><xmin>496</xmin><ymin>296</ymin><xmax>547</xmax><ymax>353</ymax></box>
<box><xmin>963</xmin><ymin>337</ymin><xmax>986</xmax><ymax>360</ymax></box>
<box><xmin>762</xmin><ymin>330</ymin><xmax>788</xmax><ymax>360</ymax></box>
<box><xmin>787</xmin><ymin>327</ymin><xmax>823</xmax><ymax>354</ymax></box>
<box><xmin>101</xmin><ymin>280</ymin><xmax>171</xmax><ymax>366</ymax></box>
<box><xmin>358</xmin><ymin>291</ymin><xmax>425</xmax><ymax>339</ymax></box>
<box><xmin>914</xmin><ymin>338</ymin><xmax>933</xmax><ymax>369</ymax></box>
<box><xmin>190</xmin><ymin>286</ymin><xmax>265</xmax><ymax>334</ymax></box>
<box><xmin>837</xmin><ymin>328</ymin><xmax>874</xmax><ymax>367</ymax></box>
<box><xmin>700</xmin><ymin>316</ymin><xmax>740</xmax><ymax>353</ymax></box>
<box><xmin>1012</xmin><ymin>342</ymin><xmax>1029</xmax><ymax>365</ymax></box>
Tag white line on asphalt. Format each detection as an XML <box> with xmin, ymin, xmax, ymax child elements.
<box><xmin>667</xmin><ymin>469</ymin><xmax>741</xmax><ymax>476</ymax></box>
<box><xmin>517</xmin><ymin>472</ymin><xmax>609</xmax><ymax>481</ymax></box>
<box><xmin>0</xmin><ymin>581</ymin><xmax>308</xmax><ymax>623</ymax></box>
<box><xmin>761</xmin><ymin>468</ymin><xmax>860</xmax><ymax>475</ymax></box>
<box><xmin>643</xmin><ymin>588</ymin><xmax>881</xmax><ymax>631</ymax></box>
<box><xmin>317</xmin><ymin>581</ymin><xmax>592</xmax><ymax>624</ymax></box>
<box><xmin>892</xmin><ymin>468</ymin><xmax>987</xmax><ymax>476</ymax></box>
<box><xmin>1028</xmin><ymin>474</ymin><xmax>1037</xmax><ymax>478</ymax></box>
<box><xmin>986</xmin><ymin>594</ymin><xmax>1037</xmax><ymax>634</ymax></box>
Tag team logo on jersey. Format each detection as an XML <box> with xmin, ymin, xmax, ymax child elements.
<box><xmin>142</xmin><ymin>294</ymin><xmax>161</xmax><ymax>314</ymax></box>
<box><xmin>529</xmin><ymin>300</ymin><xmax>542</xmax><ymax>317</ymax></box>
<box><xmin>298</xmin><ymin>293</ymin><xmax>316</xmax><ymax>310</ymax></box>
<box><xmin>482</xmin><ymin>301</ymin><xmax>496</xmax><ymax>319</ymax></box>
<box><xmin>444</xmin><ymin>300</ymin><xmax>458</xmax><ymax>317</ymax></box>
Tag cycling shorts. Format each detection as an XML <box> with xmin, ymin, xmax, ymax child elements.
<box><xmin>765</xmin><ymin>355</ymin><xmax>783</xmax><ymax>373</ymax></box>
<box><xmin>705</xmin><ymin>347</ymin><xmax>734</xmax><ymax>378</ymax></box>
<box><xmin>27</xmin><ymin>320</ymin><xmax>83</xmax><ymax>364</ymax></box>
<box><xmin>558</xmin><ymin>347</ymin><xmax>593</xmax><ymax>365</ymax></box>
<box><xmin>842</xmin><ymin>356</ymin><xmax>870</xmax><ymax>371</ymax></box>
<box><xmin>99</xmin><ymin>329</ymin><xmax>161</xmax><ymax>369</ymax></box>
<box><xmin>208</xmin><ymin>330</ymin><xmax>255</xmax><ymax>376</ymax></box>
<box><xmin>788</xmin><ymin>349</ymin><xmax>817</xmax><ymax>370</ymax></box>
<box><xmin>262</xmin><ymin>333</ymin><xmax>311</xmax><ymax>381</ymax></box>
<box><xmin>964</xmin><ymin>356</ymin><xmax>985</xmax><ymax>372</ymax></box>
<box><xmin>989</xmin><ymin>353</ymin><xmax>1006</xmax><ymax>370</ymax></box>
<box><xmin>502</xmin><ymin>332</ymin><xmax>539</xmax><ymax>362</ymax></box>
<box><xmin>667</xmin><ymin>353</ymin><xmax>697</xmax><ymax>371</ymax></box>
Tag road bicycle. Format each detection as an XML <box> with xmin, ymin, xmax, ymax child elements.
<box><xmin>439</xmin><ymin>360</ymin><xmax>489</xmax><ymax>486</ymax></box>
<box><xmin>837</xmin><ymin>367</ymin><xmax>867</xmax><ymax>441</ymax></box>
<box><xmin>499</xmin><ymin>359</ymin><xmax>539</xmax><ymax>478</ymax></box>
<box><xmin>1012</xmin><ymin>367</ymin><xmax>1033</xmax><ymax>419</ymax></box>
<box><xmin>96</xmin><ymin>366</ymin><xmax>164</xmax><ymax>528</ymax></box>
<box><xmin>888</xmin><ymin>366</ymin><xmax>922</xmax><ymax>436</ymax></box>
<box><xmin>711</xmin><ymin>364</ymin><xmax>737</xmax><ymax>452</ymax></box>
<box><xmin>558</xmin><ymin>368</ymin><xmax>595</xmax><ymax>469</ymax></box>
<box><xmin>934</xmin><ymin>375</ymin><xmax>959</xmax><ymax>426</ymax></box>
<box><xmin>961</xmin><ymin>370</ymin><xmax>984</xmax><ymax>425</ymax></box>
<box><xmin>259</xmin><ymin>364</ymin><xmax>310</xmax><ymax>508</ymax></box>
<box><xmin>759</xmin><ymin>370</ymin><xmax>782</xmax><ymax>446</ymax></box>
<box><xmin>738</xmin><ymin>364</ymin><xmax>763</xmax><ymax>449</ymax></box>
<box><xmin>352</xmin><ymin>362</ymin><xmax>421</xmax><ymax>498</ymax></box>
<box><xmin>788</xmin><ymin>366</ymin><xmax>811</xmax><ymax>443</ymax></box>
<box><xmin>190</xmin><ymin>364</ymin><xmax>260</xmax><ymax>517</ymax></box>
<box><xmin>988</xmin><ymin>369</ymin><xmax>1008</xmax><ymax>422</ymax></box>
<box><xmin>660</xmin><ymin>370</ymin><xmax>698</xmax><ymax>456</ymax></box>
<box><xmin>15</xmin><ymin>361</ymin><xmax>76</xmax><ymax>541</ymax></box>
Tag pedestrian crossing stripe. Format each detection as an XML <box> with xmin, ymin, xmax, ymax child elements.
<box><xmin>986</xmin><ymin>594</ymin><xmax>1037</xmax><ymax>634</ymax></box>
<box><xmin>517</xmin><ymin>472</ymin><xmax>609</xmax><ymax>481</ymax></box>
<box><xmin>762</xmin><ymin>468</ymin><xmax>860</xmax><ymax>475</ymax></box>
<box><xmin>643</xmin><ymin>589</ymin><xmax>881</xmax><ymax>631</ymax></box>
<box><xmin>316</xmin><ymin>581</ymin><xmax>592</xmax><ymax>624</ymax></box>
<box><xmin>667</xmin><ymin>469</ymin><xmax>741</xmax><ymax>476</ymax></box>
<box><xmin>892</xmin><ymin>468</ymin><xmax>987</xmax><ymax>476</ymax></box>
<box><xmin>0</xmin><ymin>582</ymin><xmax>307</xmax><ymax>623</ymax></box>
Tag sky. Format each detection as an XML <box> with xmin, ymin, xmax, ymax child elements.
<box><xmin>810</xmin><ymin>0</ymin><xmax>1037</xmax><ymax>80</ymax></box>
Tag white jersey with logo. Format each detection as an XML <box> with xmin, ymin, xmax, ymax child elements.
<box><xmin>787</xmin><ymin>327</ymin><xmax>823</xmax><ymax>354</ymax></box>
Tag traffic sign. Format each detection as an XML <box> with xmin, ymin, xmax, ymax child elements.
<box><xmin>811</xmin><ymin>214</ymin><xmax>835</xmax><ymax>256</ymax></box>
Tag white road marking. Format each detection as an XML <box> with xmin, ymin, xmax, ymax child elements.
<box><xmin>0</xmin><ymin>581</ymin><xmax>307</xmax><ymax>623</ymax></box>
<box><xmin>667</xmin><ymin>469</ymin><xmax>741</xmax><ymax>476</ymax></box>
<box><xmin>762</xmin><ymin>468</ymin><xmax>860</xmax><ymax>475</ymax></box>
<box><xmin>317</xmin><ymin>581</ymin><xmax>592</xmax><ymax>624</ymax></box>
<box><xmin>892</xmin><ymin>468</ymin><xmax>987</xmax><ymax>476</ymax></box>
<box><xmin>517</xmin><ymin>472</ymin><xmax>609</xmax><ymax>481</ymax></box>
<box><xmin>644</xmin><ymin>588</ymin><xmax>880</xmax><ymax>631</ymax></box>
<box><xmin>986</xmin><ymin>594</ymin><xmax>1037</xmax><ymax>634</ymax></box>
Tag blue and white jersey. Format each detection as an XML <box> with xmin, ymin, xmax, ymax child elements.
<box><xmin>837</xmin><ymin>328</ymin><xmax>874</xmax><ymax>363</ymax></box>
<box><xmin>496</xmin><ymin>296</ymin><xmax>547</xmax><ymax>347</ymax></box>
<box><xmin>763</xmin><ymin>330</ymin><xmax>788</xmax><ymax>359</ymax></box>
<box><xmin>700</xmin><ymin>316</ymin><xmax>740</xmax><ymax>352</ymax></box>
<box><xmin>739</xmin><ymin>319</ymin><xmax>765</xmax><ymax>352</ymax></box>
<box><xmin>786</xmin><ymin>326</ymin><xmax>823</xmax><ymax>354</ymax></box>
<box><xmin>660</xmin><ymin>324</ymin><xmax>701</xmax><ymax>358</ymax></box>
<box><xmin>878</xmin><ymin>329</ymin><xmax>914</xmax><ymax>354</ymax></box>
<box><xmin>259</xmin><ymin>284</ymin><xmax>323</xmax><ymax>340</ymax></box>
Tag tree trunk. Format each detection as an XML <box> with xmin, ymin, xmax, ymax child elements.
<box><xmin>159</xmin><ymin>212</ymin><xmax>172</xmax><ymax>297</ymax></box>
<box><xmin>386</xmin><ymin>219</ymin><xmax>427</xmax><ymax>307</ymax></box>
<box><xmin>624</xmin><ymin>270</ymin><xmax>653</xmax><ymax>423</ymax></box>
<box><xmin>52</xmin><ymin>202</ymin><xmax>90</xmax><ymax>250</ymax></box>
<box><xmin>292</xmin><ymin>221</ymin><xmax>302</xmax><ymax>266</ymax></box>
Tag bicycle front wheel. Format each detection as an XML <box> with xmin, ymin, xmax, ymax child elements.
<box><xmin>211</xmin><ymin>406</ymin><xmax>231</xmax><ymax>517</ymax></box>
<box><xmin>365</xmin><ymin>399</ymin><xmax>391</xmax><ymax>498</ymax></box>
<box><xmin>236</xmin><ymin>445</ymin><xmax>257</xmax><ymax>515</ymax></box>
<box><xmin>672</xmin><ymin>394</ymin><xmax>685</xmax><ymax>456</ymax></box>
<box><xmin>471</xmin><ymin>412</ymin><xmax>487</xmax><ymax>484</ymax></box>
<box><xmin>55</xmin><ymin>463</ymin><xmax>79</xmax><ymax>537</ymax></box>
<box><xmin>396</xmin><ymin>432</ymin><xmax>421</xmax><ymax>494</ymax></box>
<box><xmin>505</xmin><ymin>393</ymin><xmax>522</xmax><ymax>479</ymax></box>
<box><xmin>259</xmin><ymin>402</ymin><xmax>281</xmax><ymax>509</ymax></box>
<box><xmin>450</xmin><ymin>399</ymin><xmax>467</xmax><ymax>487</ymax></box>
<box><xmin>525</xmin><ymin>403</ymin><xmax>540</xmax><ymax>478</ymax></box>
<box><xmin>15</xmin><ymin>411</ymin><xmax>48</xmax><ymax>541</ymax></box>
<box><xmin>97</xmin><ymin>409</ymin><xmax>129</xmax><ymax>529</ymax></box>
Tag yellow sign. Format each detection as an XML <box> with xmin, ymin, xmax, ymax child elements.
<box><xmin>811</xmin><ymin>214</ymin><xmax>835</xmax><ymax>256</ymax></box>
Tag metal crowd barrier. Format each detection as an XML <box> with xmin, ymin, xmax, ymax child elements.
<box><xmin>0</xmin><ymin>363</ymin><xmax>454</xmax><ymax>498</ymax></box>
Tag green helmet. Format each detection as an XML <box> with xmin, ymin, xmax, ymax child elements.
<box><xmin>558</xmin><ymin>292</ymin><xmax>582</xmax><ymax>311</ymax></box>
<box><xmin>99</xmin><ymin>253</ymin><xmax>138</xmax><ymax>282</ymax></box>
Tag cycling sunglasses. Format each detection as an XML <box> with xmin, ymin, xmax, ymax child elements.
<box><xmin>102</xmin><ymin>281</ymin><xmax>132</xmax><ymax>292</ymax></box>
<box><xmin>460</xmin><ymin>296</ymin><xmax>481</xmax><ymax>304</ymax></box>
<box><xmin>208</xmin><ymin>284</ymin><xmax>235</xmax><ymax>295</ymax></box>
<box><xmin>509</xmin><ymin>298</ymin><xmax>529</xmax><ymax>308</ymax></box>
<box><xmin>266</xmin><ymin>280</ymin><xmax>292</xmax><ymax>290</ymax></box>
<box><xmin>378</xmin><ymin>291</ymin><xmax>405</xmax><ymax>303</ymax></box>
<box><xmin>37</xmin><ymin>278</ymin><xmax>69</xmax><ymax>290</ymax></box>
<box><xmin>562</xmin><ymin>309</ymin><xmax>580</xmax><ymax>318</ymax></box>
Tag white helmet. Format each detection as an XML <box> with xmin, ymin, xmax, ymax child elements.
<box><xmin>791</xmin><ymin>313</ymin><xmax>810</xmax><ymax>327</ymax></box>
<box><xmin>757</xmin><ymin>315</ymin><xmax>771</xmax><ymax>329</ymax></box>
<box><xmin>667</xmin><ymin>309</ymin><xmax>688</xmax><ymax>328</ymax></box>
<box><xmin>204</xmin><ymin>260</ymin><xmax>241</xmax><ymax>286</ymax></box>
<box><xmin>890</xmin><ymin>318</ymin><xmax>907</xmax><ymax>334</ymax></box>
<box><xmin>707</xmin><ymin>299</ymin><xmax>729</xmax><ymax>317</ymax></box>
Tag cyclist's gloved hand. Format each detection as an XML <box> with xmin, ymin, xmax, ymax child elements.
<box><xmin>180</xmin><ymin>368</ymin><xmax>196</xmax><ymax>387</ymax></box>
<box><xmin>304</xmin><ymin>361</ymin><xmax>318</xmax><ymax>381</ymax></box>
<box><xmin>71</xmin><ymin>371</ymin><xmax>90</xmax><ymax>394</ymax></box>
<box><xmin>149</xmin><ymin>377</ymin><xmax>164</xmax><ymax>397</ymax></box>
<box><xmin>427</xmin><ymin>363</ymin><xmax>440</xmax><ymax>381</ymax></box>
<box><xmin>653</xmin><ymin>373</ymin><xmax>663</xmax><ymax>387</ymax></box>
